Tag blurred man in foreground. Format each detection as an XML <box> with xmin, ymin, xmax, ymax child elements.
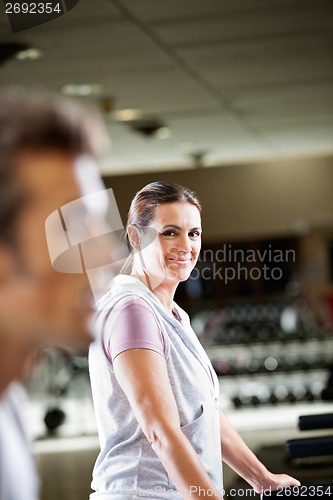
<box><xmin>0</xmin><ymin>88</ymin><xmax>115</xmax><ymax>499</ymax></box>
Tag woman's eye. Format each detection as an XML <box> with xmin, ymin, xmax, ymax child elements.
<box><xmin>189</xmin><ymin>231</ymin><xmax>200</xmax><ymax>237</ymax></box>
<box><xmin>162</xmin><ymin>230</ymin><xmax>176</xmax><ymax>237</ymax></box>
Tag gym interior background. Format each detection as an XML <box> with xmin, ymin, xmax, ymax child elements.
<box><xmin>1</xmin><ymin>0</ymin><xmax>332</xmax><ymax>498</ymax></box>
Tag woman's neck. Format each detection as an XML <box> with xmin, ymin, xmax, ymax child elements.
<box><xmin>130</xmin><ymin>269</ymin><xmax>177</xmax><ymax>315</ymax></box>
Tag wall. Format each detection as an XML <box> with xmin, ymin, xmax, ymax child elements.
<box><xmin>299</xmin><ymin>227</ymin><xmax>333</xmax><ymax>324</ymax></box>
<box><xmin>103</xmin><ymin>155</ymin><xmax>333</xmax><ymax>242</ymax></box>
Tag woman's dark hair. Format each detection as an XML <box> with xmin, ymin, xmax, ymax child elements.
<box><xmin>0</xmin><ymin>87</ymin><xmax>109</xmax><ymax>247</ymax></box>
<box><xmin>120</xmin><ymin>181</ymin><xmax>201</xmax><ymax>273</ymax></box>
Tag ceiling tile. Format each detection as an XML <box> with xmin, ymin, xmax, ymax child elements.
<box><xmin>152</xmin><ymin>1</ymin><xmax>333</xmax><ymax>46</ymax></box>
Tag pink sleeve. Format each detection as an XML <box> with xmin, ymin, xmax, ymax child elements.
<box><xmin>103</xmin><ymin>296</ymin><xmax>165</xmax><ymax>364</ymax></box>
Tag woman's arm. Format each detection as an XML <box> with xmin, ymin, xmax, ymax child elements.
<box><xmin>219</xmin><ymin>409</ymin><xmax>300</xmax><ymax>493</ymax></box>
<box><xmin>113</xmin><ymin>348</ymin><xmax>223</xmax><ymax>500</ymax></box>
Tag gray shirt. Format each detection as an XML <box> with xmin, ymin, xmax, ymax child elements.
<box><xmin>89</xmin><ymin>275</ymin><xmax>223</xmax><ymax>499</ymax></box>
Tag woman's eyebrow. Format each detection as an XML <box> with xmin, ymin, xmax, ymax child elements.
<box><xmin>162</xmin><ymin>224</ymin><xmax>181</xmax><ymax>230</ymax></box>
<box><xmin>161</xmin><ymin>224</ymin><xmax>202</xmax><ymax>231</ymax></box>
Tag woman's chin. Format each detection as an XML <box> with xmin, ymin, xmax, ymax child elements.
<box><xmin>146</xmin><ymin>265</ymin><xmax>193</xmax><ymax>288</ymax></box>
<box><xmin>166</xmin><ymin>266</ymin><xmax>192</xmax><ymax>282</ymax></box>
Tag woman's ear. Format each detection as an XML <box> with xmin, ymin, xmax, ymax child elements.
<box><xmin>127</xmin><ymin>224</ymin><xmax>142</xmax><ymax>251</ymax></box>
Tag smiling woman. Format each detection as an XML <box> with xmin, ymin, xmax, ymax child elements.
<box><xmin>127</xmin><ymin>200</ymin><xmax>202</xmax><ymax>295</ymax></box>
<box><xmin>88</xmin><ymin>181</ymin><xmax>300</xmax><ymax>500</ymax></box>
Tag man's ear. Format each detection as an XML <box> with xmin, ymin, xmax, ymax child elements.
<box><xmin>0</xmin><ymin>245</ymin><xmax>14</xmax><ymax>284</ymax></box>
<box><xmin>127</xmin><ymin>224</ymin><xmax>142</xmax><ymax>251</ymax></box>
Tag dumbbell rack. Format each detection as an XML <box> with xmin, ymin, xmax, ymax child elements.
<box><xmin>199</xmin><ymin>303</ymin><xmax>333</xmax><ymax>417</ymax></box>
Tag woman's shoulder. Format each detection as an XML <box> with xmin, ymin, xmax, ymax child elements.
<box><xmin>96</xmin><ymin>275</ymin><xmax>148</xmax><ymax>310</ymax></box>
<box><xmin>114</xmin><ymin>294</ymin><xmax>153</xmax><ymax>311</ymax></box>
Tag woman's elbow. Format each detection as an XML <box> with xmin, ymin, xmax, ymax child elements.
<box><xmin>145</xmin><ymin>422</ymin><xmax>182</xmax><ymax>455</ymax></box>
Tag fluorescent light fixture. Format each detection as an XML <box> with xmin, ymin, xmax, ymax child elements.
<box><xmin>16</xmin><ymin>48</ymin><xmax>43</xmax><ymax>60</ymax></box>
<box><xmin>111</xmin><ymin>109</ymin><xmax>143</xmax><ymax>121</ymax></box>
<box><xmin>61</xmin><ymin>83</ymin><xmax>103</xmax><ymax>97</ymax></box>
<box><xmin>155</xmin><ymin>126</ymin><xmax>171</xmax><ymax>139</ymax></box>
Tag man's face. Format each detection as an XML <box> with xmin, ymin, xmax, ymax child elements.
<box><xmin>11</xmin><ymin>150</ymin><xmax>106</xmax><ymax>349</ymax></box>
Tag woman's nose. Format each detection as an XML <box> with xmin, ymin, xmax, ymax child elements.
<box><xmin>177</xmin><ymin>235</ymin><xmax>192</xmax><ymax>253</ymax></box>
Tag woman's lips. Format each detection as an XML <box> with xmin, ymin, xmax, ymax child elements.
<box><xmin>167</xmin><ymin>258</ymin><xmax>191</xmax><ymax>266</ymax></box>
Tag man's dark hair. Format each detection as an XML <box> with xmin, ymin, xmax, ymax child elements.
<box><xmin>0</xmin><ymin>87</ymin><xmax>109</xmax><ymax>246</ymax></box>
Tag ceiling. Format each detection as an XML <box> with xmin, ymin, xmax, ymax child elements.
<box><xmin>1</xmin><ymin>0</ymin><xmax>333</xmax><ymax>175</ymax></box>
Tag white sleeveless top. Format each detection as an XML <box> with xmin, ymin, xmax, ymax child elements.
<box><xmin>89</xmin><ymin>275</ymin><xmax>223</xmax><ymax>499</ymax></box>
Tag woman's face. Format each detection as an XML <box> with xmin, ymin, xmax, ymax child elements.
<box><xmin>136</xmin><ymin>201</ymin><xmax>202</xmax><ymax>289</ymax></box>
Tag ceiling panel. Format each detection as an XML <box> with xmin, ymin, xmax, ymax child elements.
<box><xmin>99</xmin><ymin>66</ymin><xmax>218</xmax><ymax>112</ymax></box>
<box><xmin>262</xmin><ymin>119</ymin><xmax>333</xmax><ymax>156</ymax></box>
<box><xmin>99</xmin><ymin>112</ymin><xmax>277</xmax><ymax>175</ymax></box>
<box><xmin>168</xmin><ymin>113</ymin><xmax>269</xmax><ymax>146</ymax></box>
<box><xmin>152</xmin><ymin>1</ymin><xmax>333</xmax><ymax>47</ymax></box>
<box><xmin>0</xmin><ymin>0</ymin><xmax>122</xmax><ymax>39</ymax></box>
<box><xmin>121</xmin><ymin>0</ymin><xmax>311</xmax><ymax>24</ymax></box>
<box><xmin>177</xmin><ymin>33</ymin><xmax>333</xmax><ymax>89</ymax></box>
<box><xmin>0</xmin><ymin>0</ymin><xmax>332</xmax><ymax>174</ymax></box>
<box><xmin>2</xmin><ymin>22</ymin><xmax>172</xmax><ymax>67</ymax></box>
<box><xmin>230</xmin><ymin>82</ymin><xmax>333</xmax><ymax>121</ymax></box>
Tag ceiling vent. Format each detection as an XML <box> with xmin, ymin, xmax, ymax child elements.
<box><xmin>0</xmin><ymin>42</ymin><xmax>29</xmax><ymax>65</ymax></box>
<box><xmin>128</xmin><ymin>118</ymin><xmax>167</xmax><ymax>138</ymax></box>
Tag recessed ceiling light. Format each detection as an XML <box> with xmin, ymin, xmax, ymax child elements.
<box><xmin>61</xmin><ymin>83</ymin><xmax>103</xmax><ymax>97</ymax></box>
<box><xmin>16</xmin><ymin>48</ymin><xmax>43</xmax><ymax>60</ymax></box>
<box><xmin>128</xmin><ymin>118</ymin><xmax>167</xmax><ymax>138</ymax></box>
<box><xmin>188</xmin><ymin>150</ymin><xmax>210</xmax><ymax>168</ymax></box>
<box><xmin>156</xmin><ymin>126</ymin><xmax>171</xmax><ymax>139</ymax></box>
<box><xmin>111</xmin><ymin>109</ymin><xmax>143</xmax><ymax>121</ymax></box>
